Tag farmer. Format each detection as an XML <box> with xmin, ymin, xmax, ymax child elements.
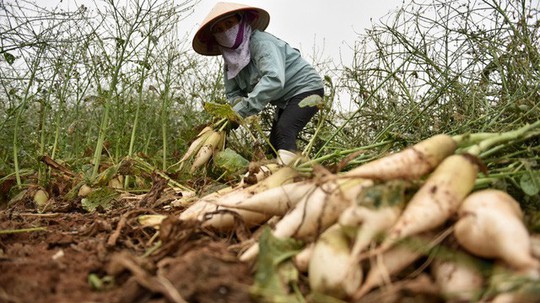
<box><xmin>192</xmin><ymin>2</ymin><xmax>324</xmax><ymax>165</ymax></box>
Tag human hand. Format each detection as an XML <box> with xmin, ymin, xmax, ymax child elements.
<box><xmin>226</xmin><ymin>118</ymin><xmax>240</xmax><ymax>131</ymax></box>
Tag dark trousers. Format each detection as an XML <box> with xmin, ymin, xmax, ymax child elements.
<box><xmin>269</xmin><ymin>88</ymin><xmax>324</xmax><ymax>152</ymax></box>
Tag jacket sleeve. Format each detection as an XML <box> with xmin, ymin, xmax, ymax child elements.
<box><xmin>232</xmin><ymin>40</ymin><xmax>286</xmax><ymax>117</ymax></box>
<box><xmin>224</xmin><ymin>70</ymin><xmax>245</xmax><ymax>101</ymax></box>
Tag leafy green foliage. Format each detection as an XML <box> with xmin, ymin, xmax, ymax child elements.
<box><xmin>520</xmin><ymin>171</ymin><xmax>540</xmax><ymax>196</ymax></box>
<box><xmin>81</xmin><ymin>187</ymin><xmax>119</xmax><ymax>212</ymax></box>
<box><xmin>3</xmin><ymin>52</ymin><xmax>15</xmax><ymax>65</ymax></box>
<box><xmin>250</xmin><ymin>228</ymin><xmax>304</xmax><ymax>303</ymax></box>
<box><xmin>213</xmin><ymin>148</ymin><xmax>249</xmax><ymax>174</ymax></box>
<box><xmin>203</xmin><ymin>102</ymin><xmax>240</xmax><ymax>122</ymax></box>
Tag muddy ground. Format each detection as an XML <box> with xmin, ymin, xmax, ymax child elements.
<box><xmin>0</xmin><ymin>196</ymin><xmax>255</xmax><ymax>303</ymax></box>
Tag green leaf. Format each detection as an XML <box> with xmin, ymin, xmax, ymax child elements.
<box><xmin>251</xmin><ymin>227</ymin><xmax>304</xmax><ymax>303</ymax></box>
<box><xmin>94</xmin><ymin>164</ymin><xmax>120</xmax><ymax>186</ymax></box>
<box><xmin>358</xmin><ymin>180</ymin><xmax>408</xmax><ymax>208</ymax></box>
<box><xmin>88</xmin><ymin>273</ymin><xmax>115</xmax><ymax>291</ymax></box>
<box><xmin>203</xmin><ymin>102</ymin><xmax>238</xmax><ymax>121</ymax></box>
<box><xmin>520</xmin><ymin>171</ymin><xmax>540</xmax><ymax>196</ymax></box>
<box><xmin>213</xmin><ymin>148</ymin><xmax>249</xmax><ymax>173</ymax></box>
<box><xmin>81</xmin><ymin>187</ymin><xmax>118</xmax><ymax>212</ymax></box>
<box><xmin>298</xmin><ymin>94</ymin><xmax>323</xmax><ymax>108</ymax></box>
<box><xmin>3</xmin><ymin>52</ymin><xmax>15</xmax><ymax>65</ymax></box>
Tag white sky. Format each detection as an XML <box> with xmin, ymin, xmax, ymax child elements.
<box><xmin>47</xmin><ymin>0</ymin><xmax>405</xmax><ymax>64</ymax></box>
<box><xmin>182</xmin><ymin>0</ymin><xmax>405</xmax><ymax>63</ymax></box>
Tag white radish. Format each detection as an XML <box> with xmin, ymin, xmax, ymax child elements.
<box><xmin>339</xmin><ymin>182</ymin><xmax>408</xmax><ymax>288</ymax></box>
<box><xmin>272</xmin><ymin>178</ymin><xmax>373</xmax><ymax>240</ymax></box>
<box><xmin>293</xmin><ymin>243</ymin><xmax>314</xmax><ymax>273</ymax></box>
<box><xmin>489</xmin><ymin>263</ymin><xmax>540</xmax><ymax>303</ymax></box>
<box><xmin>339</xmin><ymin>181</ymin><xmax>408</xmax><ymax>257</ymax></box>
<box><xmin>430</xmin><ymin>255</ymin><xmax>485</xmax><ymax>302</ymax></box>
<box><xmin>209</xmin><ymin>166</ymin><xmax>300</xmax><ymax>207</ymax></box>
<box><xmin>33</xmin><ymin>188</ymin><xmax>49</xmax><ymax>208</ymax></box>
<box><xmin>242</xmin><ymin>163</ymin><xmax>280</xmax><ymax>185</ymax></box>
<box><xmin>180</xmin><ymin>166</ymin><xmax>299</xmax><ymax>230</ymax></box>
<box><xmin>138</xmin><ymin>214</ymin><xmax>167</xmax><ymax>229</ymax></box>
<box><xmin>371</xmin><ymin>154</ymin><xmax>478</xmax><ymax>256</ymax></box>
<box><xmin>352</xmin><ymin>233</ymin><xmax>438</xmax><ymax>300</ymax></box>
<box><xmin>184</xmin><ymin>166</ymin><xmax>298</xmax><ymax>214</ymax></box>
<box><xmin>196</xmin><ymin>125</ymin><xmax>213</xmax><ymax>137</ymax></box>
<box><xmin>240</xmin><ymin>177</ymin><xmax>373</xmax><ymax>262</ymax></box>
<box><xmin>78</xmin><ymin>184</ymin><xmax>93</xmax><ymax>197</ymax></box>
<box><xmin>308</xmin><ymin>224</ymin><xmax>363</xmax><ymax>299</ymax></box>
<box><xmin>344</xmin><ymin>134</ymin><xmax>457</xmax><ymax>180</ymax></box>
<box><xmin>179</xmin><ymin>129</ymin><xmax>213</xmax><ymax>163</ymax></box>
<box><xmin>108</xmin><ymin>175</ymin><xmax>124</xmax><ymax>189</ymax></box>
<box><xmin>190</xmin><ymin>131</ymin><xmax>224</xmax><ymax>173</ymax></box>
<box><xmin>453</xmin><ymin>189</ymin><xmax>540</xmax><ymax>272</ymax></box>
<box><xmin>201</xmin><ymin>203</ymin><xmax>270</xmax><ymax>230</ymax></box>
<box><xmin>342</xmin><ymin>206</ymin><xmax>402</xmax><ymax>255</ymax></box>
<box><xmin>217</xmin><ymin>180</ymin><xmax>317</xmax><ymax>216</ymax></box>
<box><xmin>179</xmin><ymin>185</ymin><xmax>237</xmax><ymax>217</ymax></box>
<box><xmin>529</xmin><ymin>234</ymin><xmax>540</xmax><ymax>260</ymax></box>
<box><xmin>179</xmin><ymin>199</ymin><xmax>269</xmax><ymax>231</ymax></box>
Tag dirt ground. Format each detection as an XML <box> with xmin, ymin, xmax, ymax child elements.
<box><xmin>0</xmin><ymin>196</ymin><xmax>255</xmax><ymax>303</ymax></box>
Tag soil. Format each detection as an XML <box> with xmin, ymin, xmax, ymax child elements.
<box><xmin>0</xmin><ymin>196</ymin><xmax>255</xmax><ymax>303</ymax></box>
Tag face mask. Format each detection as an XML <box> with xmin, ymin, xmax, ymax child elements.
<box><xmin>213</xmin><ymin>17</ymin><xmax>252</xmax><ymax>79</ymax></box>
<box><xmin>214</xmin><ymin>22</ymin><xmax>244</xmax><ymax>49</ymax></box>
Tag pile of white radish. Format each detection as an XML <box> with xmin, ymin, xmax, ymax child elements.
<box><xmin>164</xmin><ymin>131</ymin><xmax>540</xmax><ymax>302</ymax></box>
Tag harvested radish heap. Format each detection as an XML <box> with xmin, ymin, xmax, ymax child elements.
<box><xmin>238</xmin><ymin>134</ymin><xmax>459</xmax><ymax>262</ymax></box>
<box><xmin>240</xmin><ymin>174</ymin><xmax>374</xmax><ymax>261</ymax></box>
<box><xmin>368</xmin><ymin>153</ymin><xmax>479</xmax><ymax>256</ymax></box>
<box><xmin>163</xmin><ymin>123</ymin><xmax>540</xmax><ymax>301</ymax></box>
<box><xmin>179</xmin><ymin>166</ymin><xmax>300</xmax><ymax>231</ymax></box>
<box><xmin>453</xmin><ymin>189</ymin><xmax>540</xmax><ymax>274</ymax></box>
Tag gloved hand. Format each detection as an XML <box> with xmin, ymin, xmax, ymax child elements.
<box><xmin>226</xmin><ymin>99</ymin><xmax>245</xmax><ymax>130</ymax></box>
<box><xmin>226</xmin><ymin>117</ymin><xmax>240</xmax><ymax>131</ymax></box>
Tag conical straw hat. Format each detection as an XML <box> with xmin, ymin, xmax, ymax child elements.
<box><xmin>192</xmin><ymin>2</ymin><xmax>270</xmax><ymax>56</ymax></box>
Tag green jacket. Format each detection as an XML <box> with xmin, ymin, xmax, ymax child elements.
<box><xmin>225</xmin><ymin>30</ymin><xmax>324</xmax><ymax>118</ymax></box>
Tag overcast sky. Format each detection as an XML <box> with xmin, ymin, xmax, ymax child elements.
<box><xmin>181</xmin><ymin>0</ymin><xmax>406</xmax><ymax>63</ymax></box>
<box><xmin>49</xmin><ymin>0</ymin><xmax>405</xmax><ymax>64</ymax></box>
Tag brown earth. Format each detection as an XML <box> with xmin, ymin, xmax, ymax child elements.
<box><xmin>0</xmin><ymin>197</ymin><xmax>255</xmax><ymax>303</ymax></box>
